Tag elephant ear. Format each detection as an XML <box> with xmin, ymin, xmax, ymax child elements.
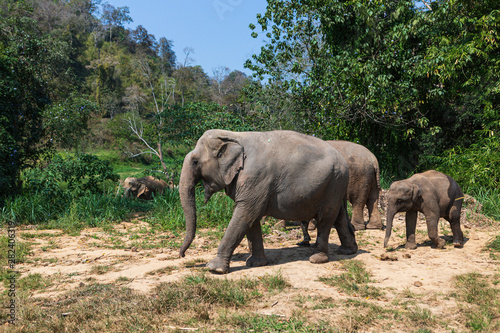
<box><xmin>411</xmin><ymin>184</ymin><xmax>422</xmax><ymax>203</ymax></box>
<box><xmin>137</xmin><ymin>184</ymin><xmax>149</xmax><ymax>198</ymax></box>
<box><xmin>217</xmin><ymin>140</ymin><xmax>244</xmax><ymax>186</ymax></box>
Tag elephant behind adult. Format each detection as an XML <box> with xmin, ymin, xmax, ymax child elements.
<box><xmin>299</xmin><ymin>140</ymin><xmax>382</xmax><ymax>246</ymax></box>
<box><xmin>179</xmin><ymin>129</ymin><xmax>358</xmax><ymax>274</ymax></box>
<box><xmin>329</xmin><ymin>141</ymin><xmax>382</xmax><ymax>230</ymax></box>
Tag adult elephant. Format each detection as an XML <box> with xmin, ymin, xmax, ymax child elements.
<box><xmin>299</xmin><ymin>141</ymin><xmax>382</xmax><ymax>246</ymax></box>
<box><xmin>179</xmin><ymin>129</ymin><xmax>358</xmax><ymax>273</ymax></box>
<box><xmin>123</xmin><ymin>176</ymin><xmax>168</xmax><ymax>200</ymax></box>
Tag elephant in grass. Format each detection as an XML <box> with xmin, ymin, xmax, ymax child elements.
<box><xmin>179</xmin><ymin>129</ymin><xmax>358</xmax><ymax>274</ymax></box>
<box><xmin>123</xmin><ymin>176</ymin><xmax>168</xmax><ymax>200</ymax></box>
<box><xmin>298</xmin><ymin>141</ymin><xmax>382</xmax><ymax>246</ymax></box>
<box><xmin>384</xmin><ymin>170</ymin><xmax>464</xmax><ymax>249</ymax></box>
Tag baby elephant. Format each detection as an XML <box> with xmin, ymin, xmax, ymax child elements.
<box><xmin>384</xmin><ymin>170</ymin><xmax>464</xmax><ymax>249</ymax></box>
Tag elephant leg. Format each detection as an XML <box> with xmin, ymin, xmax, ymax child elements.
<box><xmin>425</xmin><ymin>213</ymin><xmax>445</xmax><ymax>249</ymax></box>
<box><xmin>365</xmin><ymin>188</ymin><xmax>383</xmax><ymax>229</ymax></box>
<box><xmin>246</xmin><ymin>218</ymin><xmax>269</xmax><ymax>267</ymax></box>
<box><xmin>334</xmin><ymin>203</ymin><xmax>358</xmax><ymax>255</ymax></box>
<box><xmin>350</xmin><ymin>201</ymin><xmax>366</xmax><ymax>230</ymax></box>
<box><xmin>207</xmin><ymin>206</ymin><xmax>258</xmax><ymax>273</ymax></box>
<box><xmin>447</xmin><ymin>203</ymin><xmax>464</xmax><ymax>248</ymax></box>
<box><xmin>309</xmin><ymin>215</ymin><xmax>333</xmax><ymax>263</ymax></box>
<box><xmin>297</xmin><ymin>220</ymin><xmax>311</xmax><ymax>247</ymax></box>
<box><xmin>405</xmin><ymin>211</ymin><xmax>418</xmax><ymax>249</ymax></box>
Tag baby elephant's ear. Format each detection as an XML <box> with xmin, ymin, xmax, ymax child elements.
<box><xmin>412</xmin><ymin>184</ymin><xmax>422</xmax><ymax>203</ymax></box>
<box><xmin>217</xmin><ymin>141</ymin><xmax>244</xmax><ymax>186</ymax></box>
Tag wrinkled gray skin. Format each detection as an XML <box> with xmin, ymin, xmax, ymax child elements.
<box><xmin>298</xmin><ymin>141</ymin><xmax>382</xmax><ymax>246</ymax></box>
<box><xmin>384</xmin><ymin>170</ymin><xmax>464</xmax><ymax>249</ymax></box>
<box><xmin>123</xmin><ymin>176</ymin><xmax>168</xmax><ymax>200</ymax></box>
<box><xmin>179</xmin><ymin>129</ymin><xmax>358</xmax><ymax>274</ymax></box>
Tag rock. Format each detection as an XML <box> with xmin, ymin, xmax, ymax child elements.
<box><xmin>380</xmin><ymin>253</ymin><xmax>398</xmax><ymax>261</ymax></box>
<box><xmin>403</xmin><ymin>253</ymin><xmax>412</xmax><ymax>259</ymax></box>
<box><xmin>414</xmin><ymin>281</ymin><xmax>423</xmax><ymax>287</ymax></box>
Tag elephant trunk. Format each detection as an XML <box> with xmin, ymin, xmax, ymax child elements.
<box><xmin>179</xmin><ymin>153</ymin><xmax>200</xmax><ymax>258</ymax></box>
<box><xmin>123</xmin><ymin>187</ymin><xmax>131</xmax><ymax>198</ymax></box>
<box><xmin>384</xmin><ymin>207</ymin><xmax>396</xmax><ymax>247</ymax></box>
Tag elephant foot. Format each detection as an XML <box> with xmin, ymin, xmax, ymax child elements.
<box><xmin>405</xmin><ymin>242</ymin><xmax>417</xmax><ymax>250</ymax></box>
<box><xmin>337</xmin><ymin>243</ymin><xmax>358</xmax><ymax>255</ymax></box>
<box><xmin>246</xmin><ymin>255</ymin><xmax>268</xmax><ymax>267</ymax></box>
<box><xmin>351</xmin><ymin>222</ymin><xmax>365</xmax><ymax>231</ymax></box>
<box><xmin>365</xmin><ymin>221</ymin><xmax>383</xmax><ymax>230</ymax></box>
<box><xmin>297</xmin><ymin>240</ymin><xmax>310</xmax><ymax>247</ymax></box>
<box><xmin>206</xmin><ymin>257</ymin><xmax>229</xmax><ymax>274</ymax></box>
<box><xmin>309</xmin><ymin>252</ymin><xmax>329</xmax><ymax>264</ymax></box>
<box><xmin>453</xmin><ymin>242</ymin><xmax>464</xmax><ymax>248</ymax></box>
<box><xmin>434</xmin><ymin>238</ymin><xmax>446</xmax><ymax>249</ymax></box>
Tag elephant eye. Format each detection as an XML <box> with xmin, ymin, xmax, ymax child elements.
<box><xmin>396</xmin><ymin>199</ymin><xmax>403</xmax><ymax>205</ymax></box>
<box><xmin>192</xmin><ymin>159</ymin><xmax>198</xmax><ymax>166</ymax></box>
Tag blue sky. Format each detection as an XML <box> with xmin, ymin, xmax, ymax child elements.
<box><xmin>104</xmin><ymin>0</ymin><xmax>268</xmax><ymax>77</ymax></box>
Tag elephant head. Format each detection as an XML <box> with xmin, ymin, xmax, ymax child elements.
<box><xmin>384</xmin><ymin>180</ymin><xmax>421</xmax><ymax>247</ymax></box>
<box><xmin>179</xmin><ymin>130</ymin><xmax>244</xmax><ymax>257</ymax></box>
<box><xmin>123</xmin><ymin>177</ymin><xmax>143</xmax><ymax>198</ymax></box>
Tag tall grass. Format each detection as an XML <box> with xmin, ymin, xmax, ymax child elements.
<box><xmin>147</xmin><ymin>187</ymin><xmax>234</xmax><ymax>231</ymax></box>
<box><xmin>0</xmin><ymin>191</ymin><xmax>151</xmax><ymax>230</ymax></box>
<box><xmin>467</xmin><ymin>187</ymin><xmax>500</xmax><ymax>221</ymax></box>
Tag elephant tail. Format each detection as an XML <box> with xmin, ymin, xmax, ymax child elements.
<box><xmin>374</xmin><ymin>158</ymin><xmax>381</xmax><ymax>191</ymax></box>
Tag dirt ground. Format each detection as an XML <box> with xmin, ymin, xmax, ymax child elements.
<box><xmin>6</xmin><ymin>192</ymin><xmax>500</xmax><ymax>331</ymax></box>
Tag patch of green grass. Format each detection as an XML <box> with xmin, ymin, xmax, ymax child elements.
<box><xmin>405</xmin><ymin>306</ymin><xmax>436</xmax><ymax>327</ymax></box>
<box><xmin>17</xmin><ymin>273</ymin><xmax>52</xmax><ymax>292</ymax></box>
<box><xmin>260</xmin><ymin>270</ymin><xmax>290</xmax><ymax>292</ymax></box>
<box><xmin>91</xmin><ymin>265</ymin><xmax>112</xmax><ymax>275</ymax></box>
<box><xmin>224</xmin><ymin>313</ymin><xmax>315</xmax><ymax>332</ymax></box>
<box><xmin>115</xmin><ymin>276</ymin><xmax>133</xmax><ymax>284</ymax></box>
<box><xmin>318</xmin><ymin>260</ymin><xmax>383</xmax><ymax>299</ymax></box>
<box><xmin>154</xmin><ymin>272</ymin><xmax>261</xmax><ymax>315</ymax></box>
<box><xmin>20</xmin><ymin>232</ymin><xmax>62</xmax><ymax>239</ymax></box>
<box><xmin>486</xmin><ymin>235</ymin><xmax>500</xmax><ymax>259</ymax></box>
<box><xmin>145</xmin><ymin>266</ymin><xmax>178</xmax><ymax>276</ymax></box>
<box><xmin>184</xmin><ymin>258</ymin><xmax>207</xmax><ymax>268</ymax></box>
<box><xmin>453</xmin><ymin>272</ymin><xmax>500</xmax><ymax>331</ymax></box>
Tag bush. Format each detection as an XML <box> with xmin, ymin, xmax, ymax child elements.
<box><xmin>427</xmin><ymin>137</ymin><xmax>500</xmax><ymax>192</ymax></box>
<box><xmin>1</xmin><ymin>153</ymin><xmax>121</xmax><ymax>227</ymax></box>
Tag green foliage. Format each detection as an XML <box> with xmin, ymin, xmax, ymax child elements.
<box><xmin>428</xmin><ymin>136</ymin><xmax>500</xmax><ymax>191</ymax></box>
<box><xmin>1</xmin><ymin>153</ymin><xmax>122</xmax><ymax>227</ymax></box>
<box><xmin>160</xmin><ymin>102</ymin><xmax>256</xmax><ymax>147</ymax></box>
<box><xmin>25</xmin><ymin>153</ymin><xmax>119</xmax><ymax>196</ymax></box>
<box><xmin>0</xmin><ymin>0</ymin><xmax>59</xmax><ymax>199</ymax></box>
<box><xmin>246</xmin><ymin>0</ymin><xmax>500</xmax><ymax>178</ymax></box>
<box><xmin>43</xmin><ymin>94</ymin><xmax>99</xmax><ymax>151</ymax></box>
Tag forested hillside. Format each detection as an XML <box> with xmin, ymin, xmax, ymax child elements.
<box><xmin>1</xmin><ymin>0</ymin><xmax>499</xmax><ymax>219</ymax></box>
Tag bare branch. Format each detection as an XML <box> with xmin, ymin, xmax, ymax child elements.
<box><xmin>421</xmin><ymin>1</ymin><xmax>433</xmax><ymax>11</ymax></box>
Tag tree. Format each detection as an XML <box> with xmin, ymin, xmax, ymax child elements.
<box><xmin>210</xmin><ymin>67</ymin><xmax>250</xmax><ymax>109</ymax></box>
<box><xmin>130</xmin><ymin>25</ymin><xmax>157</xmax><ymax>56</ymax></box>
<box><xmin>246</xmin><ymin>0</ymin><xmax>500</xmax><ymax>173</ymax></box>
<box><xmin>125</xmin><ymin>55</ymin><xmax>176</xmax><ymax>176</ymax></box>
<box><xmin>158</xmin><ymin>37</ymin><xmax>176</xmax><ymax>75</ymax></box>
<box><xmin>101</xmin><ymin>3</ymin><xmax>132</xmax><ymax>43</ymax></box>
<box><xmin>0</xmin><ymin>0</ymin><xmax>69</xmax><ymax>199</ymax></box>
<box><xmin>173</xmin><ymin>65</ymin><xmax>211</xmax><ymax>106</ymax></box>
